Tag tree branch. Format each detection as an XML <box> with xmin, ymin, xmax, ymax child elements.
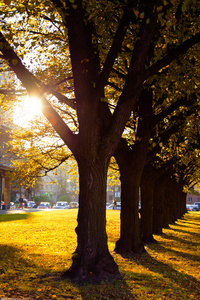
<box><xmin>96</xmin><ymin>1</ymin><xmax>134</xmax><ymax>96</ymax></box>
<box><xmin>144</xmin><ymin>32</ymin><xmax>200</xmax><ymax>81</ymax></box>
<box><xmin>0</xmin><ymin>31</ymin><xmax>77</xmax><ymax>152</ymax></box>
<box><xmin>0</xmin><ymin>89</ymin><xmax>27</xmax><ymax>95</ymax></box>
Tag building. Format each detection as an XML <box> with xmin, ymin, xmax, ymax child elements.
<box><xmin>186</xmin><ymin>193</ymin><xmax>200</xmax><ymax>205</ymax></box>
<box><xmin>0</xmin><ymin>124</ymin><xmax>13</xmax><ymax>208</ymax></box>
<box><xmin>34</xmin><ymin>162</ymin><xmax>121</xmax><ymax>204</ymax></box>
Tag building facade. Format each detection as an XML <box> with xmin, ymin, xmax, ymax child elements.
<box><xmin>186</xmin><ymin>193</ymin><xmax>200</xmax><ymax>205</ymax></box>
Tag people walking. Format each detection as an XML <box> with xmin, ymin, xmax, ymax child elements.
<box><xmin>112</xmin><ymin>198</ymin><xmax>116</xmax><ymax>209</ymax></box>
<box><xmin>18</xmin><ymin>196</ymin><xmax>23</xmax><ymax>209</ymax></box>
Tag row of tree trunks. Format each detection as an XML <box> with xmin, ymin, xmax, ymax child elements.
<box><xmin>113</xmin><ymin>87</ymin><xmax>190</xmax><ymax>253</ymax></box>
<box><xmin>114</xmin><ymin>90</ymin><xmax>154</xmax><ymax>254</ymax></box>
<box><xmin>140</xmin><ymin>167</ymin><xmax>187</xmax><ymax>244</ymax></box>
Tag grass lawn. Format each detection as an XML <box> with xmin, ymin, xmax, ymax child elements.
<box><xmin>0</xmin><ymin>209</ymin><xmax>199</xmax><ymax>300</ymax></box>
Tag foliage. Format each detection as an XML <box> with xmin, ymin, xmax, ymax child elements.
<box><xmin>0</xmin><ymin>0</ymin><xmax>200</xmax><ymax>278</ymax></box>
<box><xmin>34</xmin><ymin>194</ymin><xmax>51</xmax><ymax>203</ymax></box>
<box><xmin>0</xmin><ymin>0</ymin><xmax>199</xmax><ymax>189</ymax></box>
<box><xmin>0</xmin><ymin>210</ymin><xmax>199</xmax><ymax>299</ymax></box>
<box><xmin>56</xmin><ymin>194</ymin><xmax>71</xmax><ymax>203</ymax></box>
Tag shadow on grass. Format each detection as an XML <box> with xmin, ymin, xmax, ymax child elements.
<box><xmin>0</xmin><ymin>243</ymin><xmax>134</xmax><ymax>300</ymax></box>
<box><xmin>0</xmin><ymin>213</ymin><xmax>30</xmax><ymax>222</ymax></box>
<box><xmin>171</xmin><ymin>221</ymin><xmax>200</xmax><ymax>230</ymax></box>
<box><xmin>121</xmin><ymin>249</ymin><xmax>200</xmax><ymax>297</ymax></box>
<box><xmin>0</xmin><ymin>244</ymin><xmax>37</xmax><ymax>278</ymax></box>
<box><xmin>117</xmin><ymin>213</ymin><xmax>200</xmax><ymax>297</ymax></box>
<box><xmin>167</xmin><ymin>216</ymin><xmax>200</xmax><ymax>240</ymax></box>
<box><xmin>160</xmin><ymin>232</ymin><xmax>200</xmax><ymax>247</ymax></box>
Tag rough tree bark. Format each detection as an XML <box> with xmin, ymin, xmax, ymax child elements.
<box><xmin>64</xmin><ymin>157</ymin><xmax>119</xmax><ymax>280</ymax></box>
<box><xmin>114</xmin><ymin>90</ymin><xmax>154</xmax><ymax>253</ymax></box>
<box><xmin>115</xmin><ymin>149</ymin><xmax>144</xmax><ymax>253</ymax></box>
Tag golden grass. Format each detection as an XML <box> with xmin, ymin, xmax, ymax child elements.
<box><xmin>0</xmin><ymin>210</ymin><xmax>199</xmax><ymax>299</ymax></box>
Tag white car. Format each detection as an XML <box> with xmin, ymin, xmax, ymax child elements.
<box><xmin>194</xmin><ymin>202</ymin><xmax>200</xmax><ymax>210</ymax></box>
<box><xmin>10</xmin><ymin>202</ymin><xmax>16</xmax><ymax>209</ymax></box>
<box><xmin>53</xmin><ymin>201</ymin><xmax>69</xmax><ymax>209</ymax></box>
<box><xmin>186</xmin><ymin>204</ymin><xmax>196</xmax><ymax>211</ymax></box>
<box><xmin>38</xmin><ymin>202</ymin><xmax>51</xmax><ymax>209</ymax></box>
<box><xmin>69</xmin><ymin>202</ymin><xmax>79</xmax><ymax>208</ymax></box>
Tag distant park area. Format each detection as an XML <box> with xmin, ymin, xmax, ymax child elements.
<box><xmin>0</xmin><ymin>210</ymin><xmax>199</xmax><ymax>300</ymax></box>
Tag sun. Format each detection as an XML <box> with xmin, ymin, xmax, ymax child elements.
<box><xmin>24</xmin><ymin>96</ymin><xmax>42</xmax><ymax>118</ymax></box>
<box><xmin>14</xmin><ymin>96</ymin><xmax>42</xmax><ymax>127</ymax></box>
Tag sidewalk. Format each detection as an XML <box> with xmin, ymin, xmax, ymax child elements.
<box><xmin>0</xmin><ymin>208</ymin><xmax>40</xmax><ymax>214</ymax></box>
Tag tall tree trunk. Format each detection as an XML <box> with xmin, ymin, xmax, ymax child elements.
<box><xmin>163</xmin><ymin>178</ymin><xmax>176</xmax><ymax>227</ymax></box>
<box><xmin>181</xmin><ymin>191</ymin><xmax>187</xmax><ymax>216</ymax></box>
<box><xmin>114</xmin><ymin>89</ymin><xmax>154</xmax><ymax>253</ymax></box>
<box><xmin>153</xmin><ymin>175</ymin><xmax>168</xmax><ymax>234</ymax></box>
<box><xmin>63</xmin><ymin>157</ymin><xmax>119</xmax><ymax>281</ymax></box>
<box><xmin>176</xmin><ymin>180</ymin><xmax>185</xmax><ymax>219</ymax></box>
<box><xmin>115</xmin><ymin>156</ymin><xmax>144</xmax><ymax>253</ymax></box>
<box><xmin>140</xmin><ymin>164</ymin><xmax>158</xmax><ymax>244</ymax></box>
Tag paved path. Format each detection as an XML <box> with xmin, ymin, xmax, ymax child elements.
<box><xmin>0</xmin><ymin>208</ymin><xmax>41</xmax><ymax>214</ymax></box>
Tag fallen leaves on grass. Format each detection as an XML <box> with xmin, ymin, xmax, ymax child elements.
<box><xmin>0</xmin><ymin>210</ymin><xmax>199</xmax><ymax>299</ymax></box>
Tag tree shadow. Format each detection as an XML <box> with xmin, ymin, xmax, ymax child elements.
<box><xmin>120</xmin><ymin>249</ymin><xmax>200</xmax><ymax>297</ymax></box>
<box><xmin>0</xmin><ymin>244</ymin><xmax>37</xmax><ymax>278</ymax></box>
<box><xmin>160</xmin><ymin>232</ymin><xmax>200</xmax><ymax>247</ymax></box>
<box><xmin>0</xmin><ymin>243</ymin><xmax>134</xmax><ymax>300</ymax></box>
<box><xmin>0</xmin><ymin>213</ymin><xmax>30</xmax><ymax>222</ymax></box>
<box><xmin>147</xmin><ymin>241</ymin><xmax>200</xmax><ymax>264</ymax></box>
<box><xmin>181</xmin><ymin>212</ymin><xmax>200</xmax><ymax>223</ymax></box>
<box><xmin>178</xmin><ymin>219</ymin><xmax>200</xmax><ymax>226</ymax></box>
<box><xmin>167</xmin><ymin>222</ymin><xmax>200</xmax><ymax>239</ymax></box>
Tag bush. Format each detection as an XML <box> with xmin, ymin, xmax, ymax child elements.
<box><xmin>34</xmin><ymin>195</ymin><xmax>51</xmax><ymax>203</ymax></box>
<box><xmin>57</xmin><ymin>195</ymin><xmax>71</xmax><ymax>203</ymax></box>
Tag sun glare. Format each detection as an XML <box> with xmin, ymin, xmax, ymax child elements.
<box><xmin>14</xmin><ymin>96</ymin><xmax>42</xmax><ymax>127</ymax></box>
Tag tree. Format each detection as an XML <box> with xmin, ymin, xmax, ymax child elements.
<box><xmin>1</xmin><ymin>0</ymin><xmax>200</xmax><ymax>281</ymax></box>
<box><xmin>112</xmin><ymin>1</ymin><xmax>200</xmax><ymax>253</ymax></box>
<box><xmin>141</xmin><ymin>104</ymin><xmax>200</xmax><ymax>240</ymax></box>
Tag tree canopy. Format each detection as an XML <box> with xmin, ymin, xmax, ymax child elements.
<box><xmin>0</xmin><ymin>0</ymin><xmax>200</xmax><ymax>281</ymax></box>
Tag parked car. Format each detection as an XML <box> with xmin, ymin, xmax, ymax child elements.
<box><xmin>25</xmin><ymin>202</ymin><xmax>32</xmax><ymax>208</ymax></box>
<box><xmin>27</xmin><ymin>201</ymin><xmax>37</xmax><ymax>208</ymax></box>
<box><xmin>53</xmin><ymin>201</ymin><xmax>69</xmax><ymax>209</ymax></box>
<box><xmin>10</xmin><ymin>202</ymin><xmax>16</xmax><ymax>209</ymax></box>
<box><xmin>191</xmin><ymin>204</ymin><xmax>199</xmax><ymax>211</ymax></box>
<box><xmin>38</xmin><ymin>202</ymin><xmax>51</xmax><ymax>209</ymax></box>
<box><xmin>116</xmin><ymin>202</ymin><xmax>121</xmax><ymax>210</ymax></box>
<box><xmin>194</xmin><ymin>202</ymin><xmax>200</xmax><ymax>210</ymax></box>
<box><xmin>186</xmin><ymin>204</ymin><xmax>196</xmax><ymax>211</ymax></box>
<box><xmin>69</xmin><ymin>202</ymin><xmax>79</xmax><ymax>208</ymax></box>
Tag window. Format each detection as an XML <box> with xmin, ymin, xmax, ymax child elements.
<box><xmin>188</xmin><ymin>197</ymin><xmax>192</xmax><ymax>202</ymax></box>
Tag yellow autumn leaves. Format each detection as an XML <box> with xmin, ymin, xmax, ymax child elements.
<box><xmin>0</xmin><ymin>210</ymin><xmax>199</xmax><ymax>299</ymax></box>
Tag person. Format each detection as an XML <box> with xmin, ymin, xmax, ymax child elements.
<box><xmin>18</xmin><ymin>196</ymin><xmax>23</xmax><ymax>209</ymax></box>
<box><xmin>112</xmin><ymin>198</ymin><xmax>116</xmax><ymax>209</ymax></box>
